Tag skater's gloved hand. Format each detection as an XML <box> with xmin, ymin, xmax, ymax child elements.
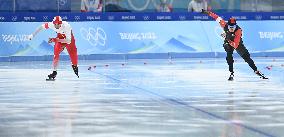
<box><xmin>225</xmin><ymin>37</ymin><xmax>232</xmax><ymax>42</ymax></box>
<box><xmin>221</xmin><ymin>32</ymin><xmax>226</xmax><ymax>39</ymax></box>
<box><xmin>225</xmin><ymin>37</ymin><xmax>231</xmax><ymax>42</ymax></box>
<box><xmin>28</xmin><ymin>34</ymin><xmax>33</xmax><ymax>40</ymax></box>
<box><xmin>201</xmin><ymin>9</ymin><xmax>210</xmax><ymax>15</ymax></box>
<box><xmin>48</xmin><ymin>38</ymin><xmax>57</xmax><ymax>43</ymax></box>
<box><xmin>48</xmin><ymin>38</ymin><xmax>53</xmax><ymax>43</ymax></box>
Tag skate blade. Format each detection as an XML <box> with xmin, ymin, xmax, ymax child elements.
<box><xmin>46</xmin><ymin>78</ymin><xmax>55</xmax><ymax>81</ymax></box>
<box><xmin>228</xmin><ymin>77</ymin><xmax>234</xmax><ymax>81</ymax></box>
<box><xmin>228</xmin><ymin>78</ymin><xmax>234</xmax><ymax>81</ymax></box>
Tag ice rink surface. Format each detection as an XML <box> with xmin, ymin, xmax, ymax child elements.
<box><xmin>0</xmin><ymin>58</ymin><xmax>284</xmax><ymax>137</ymax></box>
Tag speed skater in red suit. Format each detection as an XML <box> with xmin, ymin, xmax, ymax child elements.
<box><xmin>201</xmin><ymin>9</ymin><xmax>268</xmax><ymax>80</ymax></box>
<box><xmin>29</xmin><ymin>16</ymin><xmax>79</xmax><ymax>80</ymax></box>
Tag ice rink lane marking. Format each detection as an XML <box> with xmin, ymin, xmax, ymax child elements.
<box><xmin>91</xmin><ymin>71</ymin><xmax>277</xmax><ymax>137</ymax></box>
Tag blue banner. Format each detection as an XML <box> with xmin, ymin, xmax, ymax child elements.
<box><xmin>0</xmin><ymin>21</ymin><xmax>284</xmax><ymax>56</ymax></box>
<box><xmin>1</xmin><ymin>12</ymin><xmax>284</xmax><ymax>22</ymax></box>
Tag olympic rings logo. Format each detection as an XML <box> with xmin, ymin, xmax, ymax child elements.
<box><xmin>74</xmin><ymin>16</ymin><xmax>80</xmax><ymax>21</ymax></box>
<box><xmin>143</xmin><ymin>16</ymin><xmax>150</xmax><ymax>20</ymax></box>
<box><xmin>128</xmin><ymin>0</ymin><xmax>174</xmax><ymax>11</ymax></box>
<box><xmin>80</xmin><ymin>27</ymin><xmax>107</xmax><ymax>47</ymax></box>
<box><xmin>11</xmin><ymin>16</ymin><xmax>17</xmax><ymax>21</ymax></box>
<box><xmin>108</xmin><ymin>16</ymin><xmax>115</xmax><ymax>20</ymax></box>
<box><xmin>255</xmin><ymin>15</ymin><xmax>262</xmax><ymax>20</ymax></box>
<box><xmin>179</xmin><ymin>16</ymin><xmax>186</xmax><ymax>20</ymax></box>
<box><xmin>58</xmin><ymin>0</ymin><xmax>67</xmax><ymax>6</ymax></box>
<box><xmin>43</xmin><ymin>16</ymin><xmax>49</xmax><ymax>21</ymax></box>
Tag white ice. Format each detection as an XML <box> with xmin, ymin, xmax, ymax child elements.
<box><xmin>0</xmin><ymin>58</ymin><xmax>283</xmax><ymax>137</ymax></box>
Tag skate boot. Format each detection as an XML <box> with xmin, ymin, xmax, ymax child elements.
<box><xmin>255</xmin><ymin>71</ymin><xmax>268</xmax><ymax>79</ymax></box>
<box><xmin>47</xmin><ymin>71</ymin><xmax>57</xmax><ymax>80</ymax></box>
<box><xmin>72</xmin><ymin>65</ymin><xmax>79</xmax><ymax>78</ymax></box>
<box><xmin>228</xmin><ymin>72</ymin><xmax>234</xmax><ymax>81</ymax></box>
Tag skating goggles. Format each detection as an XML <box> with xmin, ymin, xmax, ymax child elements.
<box><xmin>228</xmin><ymin>25</ymin><xmax>236</xmax><ymax>30</ymax></box>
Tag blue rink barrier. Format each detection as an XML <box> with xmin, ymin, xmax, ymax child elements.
<box><xmin>0</xmin><ymin>52</ymin><xmax>283</xmax><ymax>62</ymax></box>
<box><xmin>1</xmin><ymin>12</ymin><xmax>284</xmax><ymax>22</ymax></box>
<box><xmin>1</xmin><ymin>13</ymin><xmax>284</xmax><ymax>60</ymax></box>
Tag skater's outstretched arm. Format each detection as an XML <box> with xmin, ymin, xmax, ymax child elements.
<box><xmin>28</xmin><ymin>23</ymin><xmax>52</xmax><ymax>40</ymax></box>
<box><xmin>201</xmin><ymin>9</ymin><xmax>242</xmax><ymax>49</ymax></box>
<box><xmin>201</xmin><ymin>9</ymin><xmax>226</xmax><ymax>28</ymax></box>
<box><xmin>28</xmin><ymin>25</ymin><xmax>45</xmax><ymax>40</ymax></box>
<box><xmin>29</xmin><ymin>22</ymin><xmax>72</xmax><ymax>44</ymax></box>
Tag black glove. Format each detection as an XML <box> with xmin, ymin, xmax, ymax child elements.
<box><xmin>201</xmin><ymin>9</ymin><xmax>210</xmax><ymax>15</ymax></box>
<box><xmin>225</xmin><ymin>38</ymin><xmax>231</xmax><ymax>42</ymax></box>
<box><xmin>225</xmin><ymin>34</ymin><xmax>233</xmax><ymax>41</ymax></box>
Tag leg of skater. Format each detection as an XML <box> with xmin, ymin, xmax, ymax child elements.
<box><xmin>236</xmin><ymin>44</ymin><xmax>268</xmax><ymax>79</ymax></box>
<box><xmin>224</xmin><ymin>43</ymin><xmax>235</xmax><ymax>81</ymax></box>
<box><xmin>66</xmin><ymin>32</ymin><xmax>79</xmax><ymax>78</ymax></box>
<box><xmin>242</xmin><ymin>54</ymin><xmax>268</xmax><ymax>79</ymax></box>
<box><xmin>48</xmin><ymin>42</ymin><xmax>64</xmax><ymax>79</ymax></box>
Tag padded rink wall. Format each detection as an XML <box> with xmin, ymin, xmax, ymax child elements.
<box><xmin>0</xmin><ymin>13</ymin><xmax>284</xmax><ymax>61</ymax></box>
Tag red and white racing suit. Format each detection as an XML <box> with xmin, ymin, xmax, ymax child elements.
<box><xmin>42</xmin><ymin>21</ymin><xmax>78</xmax><ymax>70</ymax></box>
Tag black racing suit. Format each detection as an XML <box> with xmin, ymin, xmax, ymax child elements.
<box><xmin>223</xmin><ymin>25</ymin><xmax>257</xmax><ymax>73</ymax></box>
